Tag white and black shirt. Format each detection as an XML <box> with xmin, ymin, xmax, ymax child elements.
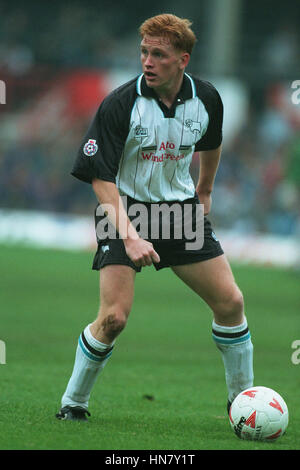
<box><xmin>72</xmin><ymin>73</ymin><xmax>223</xmax><ymax>202</ymax></box>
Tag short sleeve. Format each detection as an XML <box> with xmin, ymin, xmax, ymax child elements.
<box><xmin>71</xmin><ymin>93</ymin><xmax>129</xmax><ymax>184</ymax></box>
<box><xmin>195</xmin><ymin>83</ymin><xmax>223</xmax><ymax>152</ymax></box>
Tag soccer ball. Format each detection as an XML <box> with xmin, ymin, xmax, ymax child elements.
<box><xmin>229</xmin><ymin>386</ymin><xmax>288</xmax><ymax>442</ymax></box>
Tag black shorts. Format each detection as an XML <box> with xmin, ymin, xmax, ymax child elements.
<box><xmin>92</xmin><ymin>195</ymin><xmax>224</xmax><ymax>273</ymax></box>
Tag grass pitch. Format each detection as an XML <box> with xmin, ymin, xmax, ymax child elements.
<box><xmin>0</xmin><ymin>243</ymin><xmax>299</xmax><ymax>451</ymax></box>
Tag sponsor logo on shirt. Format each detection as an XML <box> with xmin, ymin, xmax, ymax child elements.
<box><xmin>141</xmin><ymin>141</ymin><xmax>185</xmax><ymax>163</ymax></box>
<box><xmin>134</xmin><ymin>125</ymin><xmax>148</xmax><ymax>138</ymax></box>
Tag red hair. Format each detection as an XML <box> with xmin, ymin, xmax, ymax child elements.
<box><xmin>139</xmin><ymin>14</ymin><xmax>197</xmax><ymax>55</ymax></box>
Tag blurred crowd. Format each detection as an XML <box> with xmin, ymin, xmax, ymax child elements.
<box><xmin>203</xmin><ymin>97</ymin><xmax>300</xmax><ymax>236</ymax></box>
<box><xmin>0</xmin><ymin>2</ymin><xmax>164</xmax><ymax>71</ymax></box>
<box><xmin>0</xmin><ymin>1</ymin><xmax>300</xmax><ymax>237</ymax></box>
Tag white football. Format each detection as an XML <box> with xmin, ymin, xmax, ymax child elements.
<box><xmin>229</xmin><ymin>386</ymin><xmax>289</xmax><ymax>442</ymax></box>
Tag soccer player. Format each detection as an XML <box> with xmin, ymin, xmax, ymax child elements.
<box><xmin>56</xmin><ymin>14</ymin><xmax>254</xmax><ymax>421</ymax></box>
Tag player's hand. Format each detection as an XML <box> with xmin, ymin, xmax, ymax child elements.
<box><xmin>124</xmin><ymin>237</ymin><xmax>160</xmax><ymax>267</ymax></box>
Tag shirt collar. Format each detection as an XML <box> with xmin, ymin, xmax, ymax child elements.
<box><xmin>136</xmin><ymin>73</ymin><xmax>196</xmax><ymax>102</ymax></box>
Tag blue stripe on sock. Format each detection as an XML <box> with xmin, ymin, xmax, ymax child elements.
<box><xmin>78</xmin><ymin>336</ymin><xmax>113</xmax><ymax>362</ymax></box>
<box><xmin>212</xmin><ymin>331</ymin><xmax>251</xmax><ymax>345</ymax></box>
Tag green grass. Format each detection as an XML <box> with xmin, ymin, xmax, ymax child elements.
<box><xmin>0</xmin><ymin>243</ymin><xmax>299</xmax><ymax>450</ymax></box>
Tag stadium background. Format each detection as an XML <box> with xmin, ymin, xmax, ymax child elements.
<box><xmin>0</xmin><ymin>0</ymin><xmax>300</xmax><ymax>451</ymax></box>
<box><xmin>0</xmin><ymin>0</ymin><xmax>300</xmax><ymax>244</ymax></box>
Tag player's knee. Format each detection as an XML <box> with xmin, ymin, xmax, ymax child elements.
<box><xmin>213</xmin><ymin>288</ymin><xmax>244</xmax><ymax>323</ymax></box>
<box><xmin>103</xmin><ymin>312</ymin><xmax>127</xmax><ymax>337</ymax></box>
<box><xmin>99</xmin><ymin>306</ymin><xmax>130</xmax><ymax>341</ymax></box>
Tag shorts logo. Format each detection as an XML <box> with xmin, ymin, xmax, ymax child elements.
<box><xmin>211</xmin><ymin>231</ymin><xmax>219</xmax><ymax>242</ymax></box>
<box><xmin>83</xmin><ymin>139</ymin><xmax>98</xmax><ymax>156</ymax></box>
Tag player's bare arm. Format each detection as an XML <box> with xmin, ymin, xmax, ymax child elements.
<box><xmin>92</xmin><ymin>179</ymin><xmax>160</xmax><ymax>267</ymax></box>
<box><xmin>195</xmin><ymin>145</ymin><xmax>222</xmax><ymax>215</ymax></box>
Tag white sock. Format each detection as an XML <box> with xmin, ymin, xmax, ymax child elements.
<box><xmin>212</xmin><ymin>318</ymin><xmax>254</xmax><ymax>402</ymax></box>
<box><xmin>61</xmin><ymin>324</ymin><xmax>114</xmax><ymax>410</ymax></box>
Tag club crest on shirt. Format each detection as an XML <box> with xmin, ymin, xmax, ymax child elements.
<box><xmin>83</xmin><ymin>139</ymin><xmax>98</xmax><ymax>156</ymax></box>
<box><xmin>185</xmin><ymin>119</ymin><xmax>201</xmax><ymax>137</ymax></box>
